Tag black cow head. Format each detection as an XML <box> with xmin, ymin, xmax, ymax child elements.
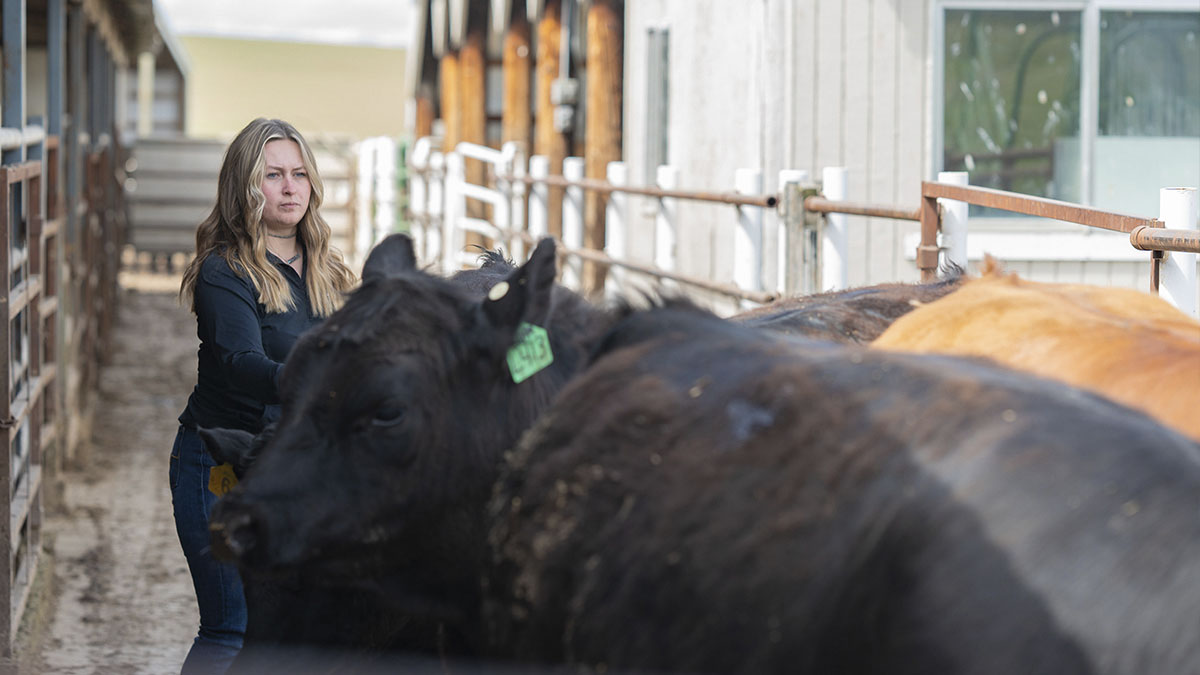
<box><xmin>209</xmin><ymin>234</ymin><xmax>597</xmax><ymax>598</ymax></box>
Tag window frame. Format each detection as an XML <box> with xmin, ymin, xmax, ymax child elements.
<box><xmin>929</xmin><ymin>0</ymin><xmax>1200</xmax><ymax>214</ymax></box>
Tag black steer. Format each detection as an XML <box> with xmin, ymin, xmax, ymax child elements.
<box><xmin>731</xmin><ymin>264</ymin><xmax>965</xmax><ymax>343</ymax></box>
<box><xmin>485</xmin><ymin>301</ymin><xmax>1200</xmax><ymax>673</ymax></box>
<box><xmin>209</xmin><ymin>234</ymin><xmax>609</xmax><ymax>661</ymax></box>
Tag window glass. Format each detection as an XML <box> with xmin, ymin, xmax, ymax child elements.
<box><xmin>944</xmin><ymin>10</ymin><xmax>1083</xmax><ymax>214</ymax></box>
<box><xmin>1093</xmin><ymin>11</ymin><xmax>1200</xmax><ymax>216</ymax></box>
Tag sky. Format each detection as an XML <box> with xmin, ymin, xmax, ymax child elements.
<box><xmin>155</xmin><ymin>0</ymin><xmax>415</xmax><ymax>49</ymax></box>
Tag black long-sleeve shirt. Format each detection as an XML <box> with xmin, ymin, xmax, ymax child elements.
<box><xmin>178</xmin><ymin>250</ymin><xmax>319</xmax><ymax>433</ymax></box>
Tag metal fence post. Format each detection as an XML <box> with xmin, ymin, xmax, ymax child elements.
<box><xmin>426</xmin><ymin>150</ymin><xmax>445</xmax><ymax>267</ymax></box>
<box><xmin>502</xmin><ymin>141</ymin><xmax>526</xmax><ymax>261</ymax></box>
<box><xmin>655</xmin><ymin>165</ymin><xmax>679</xmax><ymax>272</ymax></box>
<box><xmin>442</xmin><ymin>151</ymin><xmax>464</xmax><ymax>273</ymax></box>
<box><xmin>734</xmin><ymin>168</ymin><xmax>764</xmax><ymax>300</ymax></box>
<box><xmin>562</xmin><ymin>157</ymin><xmax>585</xmax><ymax>289</ymax></box>
<box><xmin>373</xmin><ymin>137</ymin><xmax>397</xmax><ymax>244</ymax></box>
<box><xmin>528</xmin><ymin>155</ymin><xmax>549</xmax><ymax>241</ymax></box>
<box><xmin>938</xmin><ymin>171</ymin><xmax>969</xmax><ymax>272</ymax></box>
<box><xmin>1159</xmin><ymin>187</ymin><xmax>1199</xmax><ymax>318</ymax></box>
<box><xmin>777</xmin><ymin>170</ymin><xmax>808</xmax><ymax>296</ymax></box>
<box><xmin>605</xmin><ymin>160</ymin><xmax>628</xmax><ymax>297</ymax></box>
<box><xmin>408</xmin><ymin>137</ymin><xmax>431</xmax><ymax>262</ymax></box>
<box><xmin>821</xmin><ymin>167</ymin><xmax>849</xmax><ymax>291</ymax></box>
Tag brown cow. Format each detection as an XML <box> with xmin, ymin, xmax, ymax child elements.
<box><xmin>872</xmin><ymin>259</ymin><xmax>1200</xmax><ymax>441</ymax></box>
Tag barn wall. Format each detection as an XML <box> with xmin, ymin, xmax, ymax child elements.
<box><xmin>623</xmin><ymin>0</ymin><xmax>933</xmax><ymax>303</ymax></box>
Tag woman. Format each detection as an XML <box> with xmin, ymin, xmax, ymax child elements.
<box><xmin>172</xmin><ymin>118</ymin><xmax>356</xmax><ymax>674</ymax></box>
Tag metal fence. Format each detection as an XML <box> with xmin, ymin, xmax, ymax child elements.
<box><xmin>407</xmin><ymin>137</ymin><xmax>1200</xmax><ymax>316</ymax></box>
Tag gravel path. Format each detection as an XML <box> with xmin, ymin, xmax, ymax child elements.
<box><xmin>15</xmin><ymin>274</ymin><xmax>199</xmax><ymax>674</ymax></box>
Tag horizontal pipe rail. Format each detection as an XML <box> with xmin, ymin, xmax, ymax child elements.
<box><xmin>0</xmin><ymin>126</ymin><xmax>45</xmax><ymax>151</ymax></box>
<box><xmin>921</xmin><ymin>181</ymin><xmax>1159</xmax><ymax>234</ymax></box>
<box><xmin>1130</xmin><ymin>226</ymin><xmax>1200</xmax><ymax>254</ymax></box>
<box><xmin>495</xmin><ymin>228</ymin><xmax>778</xmax><ymax>304</ymax></box>
<box><xmin>804</xmin><ymin>196</ymin><xmax>920</xmax><ymax>221</ymax></box>
<box><xmin>500</xmin><ymin>172</ymin><xmax>777</xmax><ymax>208</ymax></box>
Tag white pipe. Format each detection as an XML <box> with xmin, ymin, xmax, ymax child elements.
<box><xmin>443</xmin><ymin>151</ymin><xmax>466</xmax><ymax>273</ymax></box>
<box><xmin>528</xmin><ymin>155</ymin><xmax>549</xmax><ymax>240</ymax></box>
<box><xmin>938</xmin><ymin>171</ymin><xmax>970</xmax><ymax>272</ymax></box>
<box><xmin>409</xmin><ymin>139</ymin><xmax>430</xmax><ymax>262</ymax></box>
<box><xmin>426</xmin><ymin>151</ymin><xmax>445</xmax><ymax>267</ymax></box>
<box><xmin>734</xmin><ymin>168</ymin><xmax>764</xmax><ymax>297</ymax></box>
<box><xmin>503</xmin><ymin>141</ymin><xmax>527</xmax><ymax>262</ymax></box>
<box><xmin>821</xmin><ymin>167</ymin><xmax>849</xmax><ymax>291</ymax></box>
<box><xmin>655</xmin><ymin>165</ymin><xmax>679</xmax><ymax>272</ymax></box>
<box><xmin>1159</xmin><ymin>187</ymin><xmax>1199</xmax><ymax>318</ymax></box>
<box><xmin>605</xmin><ymin>160</ymin><xmax>629</xmax><ymax>296</ymax></box>
<box><xmin>355</xmin><ymin>139</ymin><xmax>376</xmax><ymax>268</ymax></box>
<box><xmin>777</xmin><ymin>169</ymin><xmax>809</xmax><ymax>295</ymax></box>
<box><xmin>0</xmin><ymin>126</ymin><xmax>45</xmax><ymax>151</ymax></box>
<box><xmin>562</xmin><ymin>156</ymin><xmax>585</xmax><ymax>289</ymax></box>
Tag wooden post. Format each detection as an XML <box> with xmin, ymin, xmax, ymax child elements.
<box><xmin>584</xmin><ymin>0</ymin><xmax>622</xmax><ymax>294</ymax></box>
<box><xmin>535</xmin><ymin>0</ymin><xmax>566</xmax><ymax>238</ymax></box>
<box><xmin>459</xmin><ymin>4</ymin><xmax>488</xmax><ymax>247</ymax></box>
<box><xmin>502</xmin><ymin>11</ymin><xmax>532</xmax><ymax>151</ymax></box>
<box><xmin>415</xmin><ymin>85</ymin><xmax>435</xmax><ymax>140</ymax></box>
<box><xmin>439</xmin><ymin>49</ymin><xmax>461</xmax><ymax>152</ymax></box>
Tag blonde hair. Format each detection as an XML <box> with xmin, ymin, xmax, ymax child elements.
<box><xmin>181</xmin><ymin>118</ymin><xmax>357</xmax><ymax>316</ymax></box>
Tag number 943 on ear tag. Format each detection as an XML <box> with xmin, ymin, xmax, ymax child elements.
<box><xmin>507</xmin><ymin>322</ymin><xmax>554</xmax><ymax>384</ymax></box>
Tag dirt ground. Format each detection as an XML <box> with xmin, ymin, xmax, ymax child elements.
<box><xmin>13</xmin><ymin>271</ymin><xmax>201</xmax><ymax>675</ymax></box>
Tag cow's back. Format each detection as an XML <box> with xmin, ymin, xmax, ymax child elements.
<box><xmin>872</xmin><ymin>271</ymin><xmax>1200</xmax><ymax>441</ymax></box>
<box><xmin>487</xmin><ymin>305</ymin><xmax>1200</xmax><ymax>674</ymax></box>
<box><xmin>732</xmin><ymin>271</ymin><xmax>965</xmax><ymax>343</ymax></box>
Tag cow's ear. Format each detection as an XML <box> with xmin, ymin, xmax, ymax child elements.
<box><xmin>362</xmin><ymin>234</ymin><xmax>418</xmax><ymax>284</ymax></box>
<box><xmin>481</xmin><ymin>237</ymin><xmax>557</xmax><ymax>333</ymax></box>
<box><xmin>198</xmin><ymin>426</ymin><xmax>256</xmax><ymax>469</ymax></box>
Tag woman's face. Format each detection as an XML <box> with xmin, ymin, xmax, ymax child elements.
<box><xmin>259</xmin><ymin>139</ymin><xmax>312</xmax><ymax>232</ymax></box>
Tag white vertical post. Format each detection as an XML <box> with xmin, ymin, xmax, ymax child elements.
<box><xmin>443</xmin><ymin>151</ymin><xmax>466</xmax><ymax>273</ymax></box>
<box><xmin>605</xmin><ymin>161</ymin><xmax>629</xmax><ymax>296</ymax></box>
<box><xmin>374</xmin><ymin>137</ymin><xmax>397</xmax><ymax>244</ymax></box>
<box><xmin>503</xmin><ymin>141</ymin><xmax>527</xmax><ymax>261</ymax></box>
<box><xmin>356</xmin><ymin>138</ymin><xmax>376</xmax><ymax>269</ymax></box>
<box><xmin>562</xmin><ymin>156</ymin><xmax>585</xmax><ymax>289</ymax></box>
<box><xmin>821</xmin><ymin>166</ymin><xmax>849</xmax><ymax>291</ymax></box>
<box><xmin>1159</xmin><ymin>187</ymin><xmax>1199</xmax><ymax>318</ymax></box>
<box><xmin>734</xmin><ymin>168</ymin><xmax>764</xmax><ymax>297</ymax></box>
<box><xmin>777</xmin><ymin>169</ymin><xmax>809</xmax><ymax>295</ymax></box>
<box><xmin>528</xmin><ymin>155</ymin><xmax>549</xmax><ymax>242</ymax></box>
<box><xmin>408</xmin><ymin>138</ymin><xmax>430</xmax><ymax>262</ymax></box>
<box><xmin>656</xmin><ymin>165</ymin><xmax>679</xmax><ymax>272</ymax></box>
<box><xmin>427</xmin><ymin>151</ymin><xmax>445</xmax><ymax>266</ymax></box>
<box><xmin>938</xmin><ymin>171</ymin><xmax>970</xmax><ymax>272</ymax></box>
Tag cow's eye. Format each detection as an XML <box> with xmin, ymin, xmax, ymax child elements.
<box><xmin>372</xmin><ymin>405</ymin><xmax>405</xmax><ymax>427</ymax></box>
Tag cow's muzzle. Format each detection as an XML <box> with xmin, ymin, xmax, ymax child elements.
<box><xmin>209</xmin><ymin>498</ymin><xmax>264</xmax><ymax>565</ymax></box>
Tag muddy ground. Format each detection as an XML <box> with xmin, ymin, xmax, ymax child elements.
<box><xmin>13</xmin><ymin>272</ymin><xmax>198</xmax><ymax>674</ymax></box>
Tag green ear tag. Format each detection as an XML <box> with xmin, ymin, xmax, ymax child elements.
<box><xmin>507</xmin><ymin>322</ymin><xmax>554</xmax><ymax>384</ymax></box>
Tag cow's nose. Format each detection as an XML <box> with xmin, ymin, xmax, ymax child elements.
<box><xmin>210</xmin><ymin>500</ymin><xmax>261</xmax><ymax>563</ymax></box>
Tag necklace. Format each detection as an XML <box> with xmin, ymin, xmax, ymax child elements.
<box><xmin>269</xmin><ymin>248</ymin><xmax>302</xmax><ymax>265</ymax></box>
<box><xmin>268</xmin><ymin>232</ymin><xmax>297</xmax><ymax>239</ymax></box>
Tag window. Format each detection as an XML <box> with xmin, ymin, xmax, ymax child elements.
<box><xmin>939</xmin><ymin>2</ymin><xmax>1200</xmax><ymax>219</ymax></box>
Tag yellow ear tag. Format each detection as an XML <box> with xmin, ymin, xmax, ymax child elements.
<box><xmin>208</xmin><ymin>463</ymin><xmax>239</xmax><ymax>497</ymax></box>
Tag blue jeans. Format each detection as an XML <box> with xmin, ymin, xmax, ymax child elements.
<box><xmin>171</xmin><ymin>425</ymin><xmax>247</xmax><ymax>674</ymax></box>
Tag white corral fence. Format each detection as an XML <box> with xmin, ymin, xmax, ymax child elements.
<box><xmin>401</xmin><ymin>136</ymin><xmax>1200</xmax><ymax>316</ymax></box>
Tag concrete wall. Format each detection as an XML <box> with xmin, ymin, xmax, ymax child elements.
<box><xmin>179</xmin><ymin>36</ymin><xmax>407</xmax><ymax>140</ymax></box>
